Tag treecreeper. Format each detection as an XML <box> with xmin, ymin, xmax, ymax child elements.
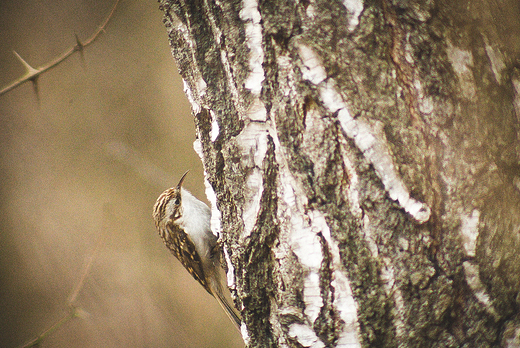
<box><xmin>152</xmin><ymin>170</ymin><xmax>241</xmax><ymax>331</ymax></box>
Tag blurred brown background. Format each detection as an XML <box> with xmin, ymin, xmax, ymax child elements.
<box><xmin>0</xmin><ymin>0</ymin><xmax>242</xmax><ymax>347</ymax></box>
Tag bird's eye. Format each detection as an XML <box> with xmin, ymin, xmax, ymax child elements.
<box><xmin>174</xmin><ymin>197</ymin><xmax>181</xmax><ymax>205</ymax></box>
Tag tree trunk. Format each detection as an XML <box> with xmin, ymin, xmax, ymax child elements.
<box><xmin>158</xmin><ymin>0</ymin><xmax>520</xmax><ymax>346</ymax></box>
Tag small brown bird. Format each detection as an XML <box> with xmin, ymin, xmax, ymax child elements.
<box><xmin>153</xmin><ymin>171</ymin><xmax>241</xmax><ymax>331</ymax></box>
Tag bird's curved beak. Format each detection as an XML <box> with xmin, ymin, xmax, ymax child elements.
<box><xmin>176</xmin><ymin>170</ymin><xmax>190</xmax><ymax>189</ymax></box>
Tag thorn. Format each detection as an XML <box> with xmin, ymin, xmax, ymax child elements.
<box><xmin>13</xmin><ymin>51</ymin><xmax>38</xmax><ymax>76</ymax></box>
<box><xmin>32</xmin><ymin>77</ymin><xmax>41</xmax><ymax>107</ymax></box>
<box><xmin>74</xmin><ymin>32</ymin><xmax>84</xmax><ymax>51</ymax></box>
<box><xmin>74</xmin><ymin>33</ymin><xmax>86</xmax><ymax>69</ymax></box>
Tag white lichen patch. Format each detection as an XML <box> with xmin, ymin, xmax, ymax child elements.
<box><xmin>240</xmin><ymin>0</ymin><xmax>265</xmax><ymax>95</ymax></box>
<box><xmin>298</xmin><ymin>45</ymin><xmax>327</xmax><ymax>84</ymax></box>
<box><xmin>342</xmin><ymin>0</ymin><xmax>364</xmax><ymax>31</ymax></box>
<box><xmin>312</xmin><ymin>211</ymin><xmax>360</xmax><ymax>346</ymax></box>
<box><xmin>247</xmin><ymin>98</ymin><xmax>267</xmax><ymax>121</ymax></box>
<box><xmin>195</xmin><ymin>77</ymin><xmax>207</xmax><ymax>97</ymax></box>
<box><xmin>463</xmin><ymin>261</ymin><xmax>498</xmax><ymax>318</ymax></box>
<box><xmin>288</xmin><ymin>323</ymin><xmax>325</xmax><ymax>348</ymax></box>
<box><xmin>193</xmin><ymin>139</ymin><xmax>222</xmax><ymax>239</ymax></box>
<box><xmin>484</xmin><ymin>37</ymin><xmax>506</xmax><ymax>84</ymax></box>
<box><xmin>446</xmin><ymin>44</ymin><xmax>473</xmax><ymax>75</ymax></box>
<box><xmin>237</xmin><ymin>122</ymin><xmax>270</xmax><ymax>167</ymax></box>
<box><xmin>338</xmin><ymin>103</ymin><xmax>431</xmax><ymax>223</ymax></box>
<box><xmin>236</xmin><ymin>122</ymin><xmax>269</xmax><ymax>237</ymax></box>
<box><xmin>284</xmin><ymin>177</ymin><xmax>324</xmax><ymax>326</ymax></box>
<box><xmin>446</xmin><ymin>42</ymin><xmax>477</xmax><ymax>101</ymax></box>
<box><xmin>233</xmin><ymin>0</ymin><xmax>270</xmax><ymax>240</ymax></box>
<box><xmin>234</xmin><ymin>116</ymin><xmax>269</xmax><ymax>237</ymax></box>
<box><xmin>223</xmin><ymin>247</ymin><xmax>236</xmax><ymax>288</ymax></box>
<box><xmin>242</xmin><ymin>168</ymin><xmax>264</xmax><ymax>235</ymax></box>
<box><xmin>210</xmin><ymin>109</ymin><xmax>220</xmax><ymax>142</ymax></box>
<box><xmin>297</xmin><ymin>43</ymin><xmax>431</xmax><ymax>223</ymax></box>
<box><xmin>419</xmin><ymin>95</ymin><xmax>434</xmax><ymax>115</ymax></box>
<box><xmin>183</xmin><ymin>79</ymin><xmax>201</xmax><ymax>115</ymax></box>
<box><xmin>460</xmin><ymin>210</ymin><xmax>480</xmax><ymax>257</ymax></box>
<box><xmin>302</xmin><ymin>103</ymin><xmax>363</xmax><ymax>223</ymax></box>
<box><xmin>306</xmin><ymin>2</ymin><xmax>317</xmax><ymax>19</ymax></box>
<box><xmin>303</xmin><ymin>269</ymin><xmax>324</xmax><ymax>323</ymax></box>
<box><xmin>268</xmin><ymin>117</ymin><xmax>361</xmax><ymax>346</ymax></box>
<box><xmin>241</xmin><ymin>322</ymin><xmax>250</xmax><ymax>345</ymax></box>
<box><xmin>404</xmin><ymin>33</ymin><xmax>414</xmax><ymax>64</ymax></box>
<box><xmin>413</xmin><ymin>79</ymin><xmax>434</xmax><ymax>116</ymax></box>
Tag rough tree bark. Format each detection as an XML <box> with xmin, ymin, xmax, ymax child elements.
<box><xmin>158</xmin><ymin>0</ymin><xmax>520</xmax><ymax>347</ymax></box>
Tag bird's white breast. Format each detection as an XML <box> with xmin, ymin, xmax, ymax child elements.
<box><xmin>176</xmin><ymin>188</ymin><xmax>216</xmax><ymax>260</ymax></box>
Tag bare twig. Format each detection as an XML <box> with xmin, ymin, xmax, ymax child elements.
<box><xmin>0</xmin><ymin>0</ymin><xmax>121</xmax><ymax>98</ymax></box>
<box><xmin>17</xmin><ymin>308</ymin><xmax>81</xmax><ymax>348</ymax></box>
<box><xmin>16</xmin><ymin>204</ymin><xmax>111</xmax><ymax>348</ymax></box>
<box><xmin>67</xmin><ymin>205</ymin><xmax>109</xmax><ymax>305</ymax></box>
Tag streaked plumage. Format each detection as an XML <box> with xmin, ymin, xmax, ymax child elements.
<box><xmin>152</xmin><ymin>171</ymin><xmax>241</xmax><ymax>331</ymax></box>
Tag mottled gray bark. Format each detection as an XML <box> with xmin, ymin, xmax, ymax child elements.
<box><xmin>158</xmin><ymin>0</ymin><xmax>520</xmax><ymax>347</ymax></box>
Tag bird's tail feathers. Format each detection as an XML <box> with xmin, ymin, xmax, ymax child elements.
<box><xmin>213</xmin><ymin>286</ymin><xmax>242</xmax><ymax>332</ymax></box>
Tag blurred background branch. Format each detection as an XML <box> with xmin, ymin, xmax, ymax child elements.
<box><xmin>17</xmin><ymin>204</ymin><xmax>109</xmax><ymax>348</ymax></box>
<box><xmin>18</xmin><ymin>306</ymin><xmax>83</xmax><ymax>348</ymax></box>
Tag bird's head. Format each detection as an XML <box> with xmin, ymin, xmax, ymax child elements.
<box><xmin>152</xmin><ymin>170</ymin><xmax>189</xmax><ymax>228</ymax></box>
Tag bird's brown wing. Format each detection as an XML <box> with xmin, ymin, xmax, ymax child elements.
<box><xmin>164</xmin><ymin>220</ymin><xmax>211</xmax><ymax>294</ymax></box>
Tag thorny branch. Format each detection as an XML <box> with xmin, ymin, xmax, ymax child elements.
<box><xmin>0</xmin><ymin>0</ymin><xmax>121</xmax><ymax>100</ymax></box>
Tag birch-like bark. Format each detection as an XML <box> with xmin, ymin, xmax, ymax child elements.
<box><xmin>159</xmin><ymin>0</ymin><xmax>520</xmax><ymax>347</ymax></box>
